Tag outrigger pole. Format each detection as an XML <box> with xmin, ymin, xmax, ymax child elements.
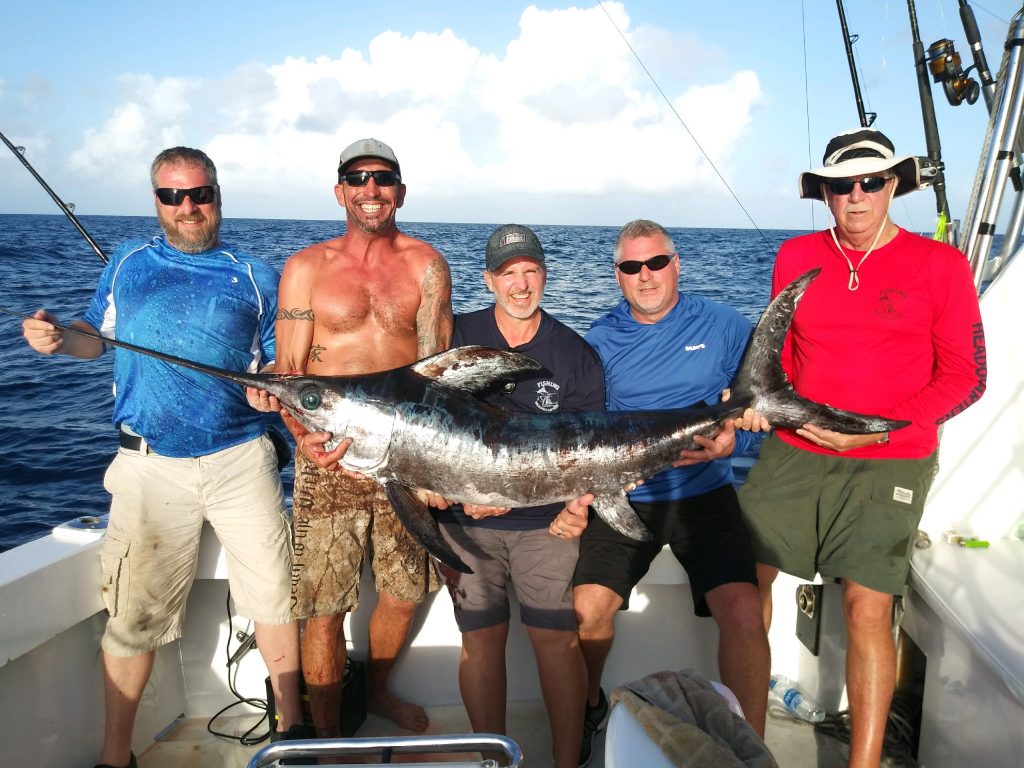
<box><xmin>0</xmin><ymin>129</ymin><xmax>108</xmax><ymax>263</ymax></box>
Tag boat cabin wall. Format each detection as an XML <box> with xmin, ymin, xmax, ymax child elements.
<box><xmin>919</xmin><ymin>243</ymin><xmax>1021</xmax><ymax>542</ymax></box>
<box><xmin>902</xmin><ymin>247</ymin><xmax>1024</xmax><ymax>767</ymax></box>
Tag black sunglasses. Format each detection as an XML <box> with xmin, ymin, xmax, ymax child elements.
<box><xmin>341</xmin><ymin>170</ymin><xmax>402</xmax><ymax>187</ymax></box>
<box><xmin>154</xmin><ymin>186</ymin><xmax>218</xmax><ymax>206</ymax></box>
<box><xmin>616</xmin><ymin>254</ymin><xmax>674</xmax><ymax>275</ymax></box>
<box><xmin>825</xmin><ymin>176</ymin><xmax>892</xmax><ymax>195</ymax></box>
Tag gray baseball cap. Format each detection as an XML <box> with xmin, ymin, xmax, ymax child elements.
<box><xmin>485</xmin><ymin>224</ymin><xmax>545</xmax><ymax>272</ymax></box>
<box><xmin>338</xmin><ymin>138</ymin><xmax>401</xmax><ymax>175</ymax></box>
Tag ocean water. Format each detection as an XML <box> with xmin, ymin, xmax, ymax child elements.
<box><xmin>0</xmin><ymin>213</ymin><xmax>796</xmax><ymax>551</ymax></box>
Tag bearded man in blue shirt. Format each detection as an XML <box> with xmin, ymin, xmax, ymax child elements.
<box><xmin>21</xmin><ymin>147</ymin><xmax>302</xmax><ymax>768</ymax></box>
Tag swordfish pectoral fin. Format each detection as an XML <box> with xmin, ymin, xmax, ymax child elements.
<box><xmin>591</xmin><ymin>492</ymin><xmax>653</xmax><ymax>542</ymax></box>
<box><xmin>382</xmin><ymin>480</ymin><xmax>474</xmax><ymax>575</ymax></box>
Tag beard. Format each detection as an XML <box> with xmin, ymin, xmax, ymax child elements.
<box><xmin>353</xmin><ymin>216</ymin><xmax>394</xmax><ymax>235</ymax></box>
<box><xmin>347</xmin><ymin>197</ymin><xmax>398</xmax><ymax>236</ymax></box>
<box><xmin>494</xmin><ymin>290</ymin><xmax>543</xmax><ymax>321</ymax></box>
<box><xmin>160</xmin><ymin>206</ymin><xmax>222</xmax><ymax>253</ymax></box>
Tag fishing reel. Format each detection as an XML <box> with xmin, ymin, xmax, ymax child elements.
<box><xmin>926</xmin><ymin>38</ymin><xmax>980</xmax><ymax>107</ymax></box>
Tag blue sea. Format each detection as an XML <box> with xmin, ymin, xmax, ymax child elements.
<box><xmin>0</xmin><ymin>213</ymin><xmax>796</xmax><ymax>551</ymax></box>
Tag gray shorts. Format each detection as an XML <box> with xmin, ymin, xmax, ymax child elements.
<box><xmin>439</xmin><ymin>522</ymin><xmax>579</xmax><ymax>632</ymax></box>
<box><xmin>100</xmin><ymin>434</ymin><xmax>293</xmax><ymax>656</ymax></box>
<box><xmin>739</xmin><ymin>434</ymin><xmax>938</xmax><ymax>594</ymax></box>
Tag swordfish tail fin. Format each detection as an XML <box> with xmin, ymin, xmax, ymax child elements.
<box><xmin>729</xmin><ymin>269</ymin><xmax>911</xmax><ymax>435</ymax></box>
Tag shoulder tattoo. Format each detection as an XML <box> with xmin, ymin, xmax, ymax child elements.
<box><xmin>417</xmin><ymin>255</ymin><xmax>454</xmax><ymax>356</ymax></box>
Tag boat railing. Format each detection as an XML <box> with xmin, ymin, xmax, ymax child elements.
<box><xmin>960</xmin><ymin>12</ymin><xmax>1024</xmax><ymax>290</ymax></box>
<box><xmin>246</xmin><ymin>732</ymin><xmax>522</xmax><ymax>768</ymax></box>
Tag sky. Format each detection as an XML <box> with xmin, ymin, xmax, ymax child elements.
<box><xmin>0</xmin><ymin>1</ymin><xmax>1019</xmax><ymax>231</ymax></box>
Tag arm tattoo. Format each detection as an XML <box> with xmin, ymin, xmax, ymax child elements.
<box><xmin>308</xmin><ymin>344</ymin><xmax>326</xmax><ymax>363</ymax></box>
<box><xmin>417</xmin><ymin>256</ymin><xmax>454</xmax><ymax>357</ymax></box>
<box><xmin>278</xmin><ymin>307</ymin><xmax>314</xmax><ymax>321</ymax></box>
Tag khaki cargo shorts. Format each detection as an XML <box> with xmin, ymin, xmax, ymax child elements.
<box><xmin>100</xmin><ymin>434</ymin><xmax>293</xmax><ymax>656</ymax></box>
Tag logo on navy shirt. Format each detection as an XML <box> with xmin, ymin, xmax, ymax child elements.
<box><xmin>535</xmin><ymin>380</ymin><xmax>560</xmax><ymax>412</ymax></box>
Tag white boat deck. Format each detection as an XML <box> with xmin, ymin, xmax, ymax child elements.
<box><xmin>137</xmin><ymin>707</ymin><xmax>858</xmax><ymax>768</ymax></box>
<box><xmin>0</xmin><ymin>524</ymin><xmax>868</xmax><ymax>768</ymax></box>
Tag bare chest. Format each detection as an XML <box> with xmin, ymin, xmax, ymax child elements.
<box><xmin>310</xmin><ymin>265</ymin><xmax>421</xmax><ymax>337</ymax></box>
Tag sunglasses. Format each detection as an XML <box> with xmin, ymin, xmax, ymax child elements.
<box><xmin>154</xmin><ymin>186</ymin><xmax>218</xmax><ymax>206</ymax></box>
<box><xmin>825</xmin><ymin>176</ymin><xmax>892</xmax><ymax>195</ymax></box>
<box><xmin>341</xmin><ymin>170</ymin><xmax>402</xmax><ymax>187</ymax></box>
<box><xmin>615</xmin><ymin>254</ymin><xmax>674</xmax><ymax>275</ymax></box>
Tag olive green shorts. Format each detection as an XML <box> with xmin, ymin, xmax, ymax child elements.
<box><xmin>738</xmin><ymin>435</ymin><xmax>938</xmax><ymax>595</ymax></box>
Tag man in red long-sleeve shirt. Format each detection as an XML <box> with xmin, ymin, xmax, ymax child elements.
<box><xmin>737</xmin><ymin>128</ymin><xmax>986</xmax><ymax>768</ymax></box>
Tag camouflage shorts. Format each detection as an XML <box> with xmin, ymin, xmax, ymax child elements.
<box><xmin>290</xmin><ymin>451</ymin><xmax>440</xmax><ymax>618</ymax></box>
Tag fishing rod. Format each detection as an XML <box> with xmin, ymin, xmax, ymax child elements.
<box><xmin>0</xmin><ymin>128</ymin><xmax>108</xmax><ymax>263</ymax></box>
<box><xmin>925</xmin><ymin>1</ymin><xmax>989</xmax><ymax>110</ymax></box>
<box><xmin>906</xmin><ymin>0</ymin><xmax>953</xmax><ymax>233</ymax></box>
<box><xmin>835</xmin><ymin>0</ymin><xmax>876</xmax><ymax>127</ymax></box>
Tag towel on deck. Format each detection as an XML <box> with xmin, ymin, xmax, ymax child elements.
<box><xmin>610</xmin><ymin>669</ymin><xmax>778</xmax><ymax>767</ymax></box>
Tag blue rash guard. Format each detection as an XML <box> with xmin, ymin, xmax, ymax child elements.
<box><xmin>441</xmin><ymin>307</ymin><xmax>606</xmax><ymax>530</ymax></box>
<box><xmin>585</xmin><ymin>293</ymin><xmax>758</xmax><ymax>503</ymax></box>
<box><xmin>82</xmin><ymin>235</ymin><xmax>279</xmax><ymax>458</ymax></box>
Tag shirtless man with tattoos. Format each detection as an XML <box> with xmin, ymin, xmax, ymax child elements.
<box><xmin>272</xmin><ymin>138</ymin><xmax>453</xmax><ymax>736</ymax></box>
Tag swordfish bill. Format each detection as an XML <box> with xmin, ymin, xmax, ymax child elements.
<box><xmin>1</xmin><ymin>268</ymin><xmax>909</xmax><ymax>572</ymax></box>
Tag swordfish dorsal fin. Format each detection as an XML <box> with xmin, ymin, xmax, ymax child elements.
<box><xmin>411</xmin><ymin>346</ymin><xmax>542</xmax><ymax>393</ymax></box>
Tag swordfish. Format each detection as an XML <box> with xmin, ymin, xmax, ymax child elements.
<box><xmin>4</xmin><ymin>268</ymin><xmax>909</xmax><ymax>574</ymax></box>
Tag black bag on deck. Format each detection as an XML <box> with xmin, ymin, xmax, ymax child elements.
<box><xmin>266</xmin><ymin>656</ymin><xmax>367</xmax><ymax>737</ymax></box>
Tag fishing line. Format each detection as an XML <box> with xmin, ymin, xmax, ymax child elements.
<box><xmin>802</xmin><ymin>0</ymin><xmax>818</xmax><ymax>232</ymax></box>
<box><xmin>596</xmin><ymin>1</ymin><xmax>776</xmax><ymax>255</ymax></box>
<box><xmin>206</xmin><ymin>590</ymin><xmax>272</xmax><ymax>745</ymax></box>
<box><xmin>0</xmin><ymin>128</ymin><xmax>108</xmax><ymax>263</ymax></box>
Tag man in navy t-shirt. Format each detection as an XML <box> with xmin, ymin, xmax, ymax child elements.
<box><xmin>437</xmin><ymin>224</ymin><xmax>604</xmax><ymax>768</ymax></box>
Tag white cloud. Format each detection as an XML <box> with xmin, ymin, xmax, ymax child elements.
<box><xmin>68</xmin><ymin>75</ymin><xmax>192</xmax><ymax>174</ymax></box>
<box><xmin>59</xmin><ymin>2</ymin><xmax>762</xmax><ymax>222</ymax></box>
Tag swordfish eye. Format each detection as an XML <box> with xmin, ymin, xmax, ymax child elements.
<box><xmin>298</xmin><ymin>386</ymin><xmax>323</xmax><ymax>411</ymax></box>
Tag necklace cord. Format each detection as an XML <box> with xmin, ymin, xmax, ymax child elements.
<box><xmin>826</xmin><ymin>182</ymin><xmax>898</xmax><ymax>290</ymax></box>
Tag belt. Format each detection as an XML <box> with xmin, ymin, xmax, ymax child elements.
<box><xmin>118</xmin><ymin>427</ymin><xmax>152</xmax><ymax>454</ymax></box>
